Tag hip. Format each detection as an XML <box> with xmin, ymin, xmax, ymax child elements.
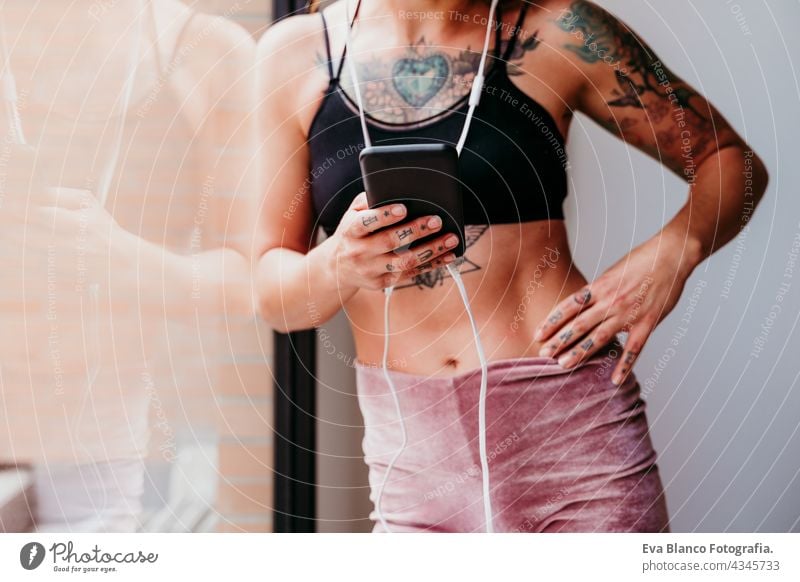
<box><xmin>354</xmin><ymin>342</ymin><xmax>665</xmax><ymax>531</ymax></box>
<box><xmin>354</xmin><ymin>338</ymin><xmax>653</xmax><ymax>469</ymax></box>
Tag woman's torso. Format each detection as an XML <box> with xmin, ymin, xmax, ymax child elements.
<box><xmin>296</xmin><ymin>0</ymin><xmax>590</xmax><ymax>376</ymax></box>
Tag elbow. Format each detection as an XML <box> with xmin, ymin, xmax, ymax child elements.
<box><xmin>254</xmin><ymin>247</ymin><xmax>290</xmax><ymax>333</ymax></box>
<box><xmin>748</xmin><ymin>150</ymin><xmax>770</xmax><ymax>202</ymax></box>
<box><xmin>253</xmin><ymin>245</ymin><xmax>329</xmax><ymax>334</ymax></box>
<box><xmin>256</xmin><ymin>291</ymin><xmax>293</xmax><ymax>334</ymax></box>
<box><xmin>256</xmin><ymin>286</ymin><xmax>315</xmax><ymax>334</ymax></box>
<box><xmin>713</xmin><ymin>141</ymin><xmax>770</xmax><ymax>202</ymax></box>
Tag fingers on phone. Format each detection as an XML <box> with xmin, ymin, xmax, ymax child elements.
<box><xmin>349</xmin><ymin>192</ymin><xmax>369</xmax><ymax>212</ymax></box>
<box><xmin>380</xmin><ymin>214</ymin><xmax>448</xmax><ymax>253</ymax></box>
<box><xmin>348</xmin><ymin>203</ymin><xmax>407</xmax><ymax>238</ymax></box>
<box><xmin>384</xmin><ymin>232</ymin><xmax>459</xmax><ymax>283</ymax></box>
<box><xmin>388</xmin><ymin>252</ymin><xmax>457</xmax><ymax>286</ymax></box>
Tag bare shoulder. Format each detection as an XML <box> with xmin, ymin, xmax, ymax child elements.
<box><xmin>164</xmin><ymin>2</ymin><xmax>256</xmax><ymax>69</ymax></box>
<box><xmin>492</xmin><ymin>0</ymin><xmax>599</xmax><ymax>131</ymax></box>
<box><xmin>523</xmin><ymin>0</ymin><xmax>670</xmax><ymax>85</ymax></box>
<box><xmin>513</xmin><ymin>0</ymin><xmax>624</xmax><ymax>67</ymax></box>
<box><xmin>256</xmin><ymin>12</ymin><xmax>329</xmax><ymax>83</ymax></box>
<box><xmin>256</xmin><ymin>11</ymin><xmax>336</xmax><ymax>133</ymax></box>
<box><xmin>139</xmin><ymin>2</ymin><xmax>255</xmax><ymax>131</ymax></box>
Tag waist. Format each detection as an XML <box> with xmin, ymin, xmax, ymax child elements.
<box><xmin>345</xmin><ymin>222</ymin><xmax>588</xmax><ymax>376</ymax></box>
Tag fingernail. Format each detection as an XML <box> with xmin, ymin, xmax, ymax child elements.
<box><xmin>443</xmin><ymin>253</ymin><xmax>456</xmax><ymax>263</ymax></box>
<box><xmin>428</xmin><ymin>216</ymin><xmax>442</xmax><ymax>228</ymax></box>
<box><xmin>611</xmin><ymin>376</ymin><xmax>621</xmax><ymax>386</ymax></box>
<box><xmin>392</xmin><ymin>205</ymin><xmax>406</xmax><ymax>216</ymax></box>
<box><xmin>558</xmin><ymin>354</ymin><xmax>573</xmax><ymax>368</ymax></box>
<box><xmin>445</xmin><ymin>235</ymin><xmax>459</xmax><ymax>248</ymax></box>
<box><xmin>534</xmin><ymin>329</ymin><xmax>543</xmax><ymax>341</ymax></box>
<box><xmin>539</xmin><ymin>345</ymin><xmax>554</xmax><ymax>357</ymax></box>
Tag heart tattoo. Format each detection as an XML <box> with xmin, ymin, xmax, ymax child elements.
<box><xmin>392</xmin><ymin>55</ymin><xmax>450</xmax><ymax>107</ymax></box>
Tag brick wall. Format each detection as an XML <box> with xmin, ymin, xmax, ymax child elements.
<box><xmin>180</xmin><ymin>0</ymin><xmax>275</xmax><ymax>534</ymax></box>
<box><xmin>0</xmin><ymin>0</ymin><xmax>275</xmax><ymax>532</ymax></box>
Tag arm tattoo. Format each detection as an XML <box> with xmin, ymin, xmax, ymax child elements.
<box><xmin>556</xmin><ymin>1</ymin><xmax>712</xmax><ymax>133</ymax></box>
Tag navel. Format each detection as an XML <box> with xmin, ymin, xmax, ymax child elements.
<box><xmin>443</xmin><ymin>356</ymin><xmax>460</xmax><ymax>369</ymax></box>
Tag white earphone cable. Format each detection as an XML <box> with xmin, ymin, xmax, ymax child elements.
<box><xmin>343</xmin><ymin>0</ymin><xmax>371</xmax><ymax>149</ymax></box>
<box><xmin>445</xmin><ymin>261</ymin><xmax>492</xmax><ymax>531</ymax></box>
<box><xmin>455</xmin><ymin>0</ymin><xmax>499</xmax><ymax>156</ymax></box>
<box><xmin>345</xmin><ymin>0</ymin><xmax>498</xmax><ymax>533</ymax></box>
<box><xmin>374</xmin><ymin>284</ymin><xmax>403</xmax><ymax>532</ymax></box>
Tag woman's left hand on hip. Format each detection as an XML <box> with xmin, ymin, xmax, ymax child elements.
<box><xmin>533</xmin><ymin>235</ymin><xmax>697</xmax><ymax>386</ymax></box>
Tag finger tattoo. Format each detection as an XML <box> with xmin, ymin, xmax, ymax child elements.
<box><xmin>417</xmin><ymin>249</ymin><xmax>433</xmax><ymax>263</ymax></box>
<box><xmin>574</xmin><ymin>288</ymin><xmax>592</xmax><ymax>305</ymax></box>
<box><xmin>362</xmin><ymin>214</ymin><xmax>379</xmax><ymax>227</ymax></box>
<box><xmin>580</xmin><ymin>338</ymin><xmax>594</xmax><ymax>351</ymax></box>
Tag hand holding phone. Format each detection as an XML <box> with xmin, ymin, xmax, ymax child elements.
<box><xmin>326</xmin><ymin>192</ymin><xmax>460</xmax><ymax>291</ymax></box>
<box><xmin>358</xmin><ymin>143</ymin><xmax>466</xmax><ymax>258</ymax></box>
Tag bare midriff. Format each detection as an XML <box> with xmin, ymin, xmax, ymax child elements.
<box><xmin>343</xmin><ymin>219</ymin><xmax>590</xmax><ymax>377</ymax></box>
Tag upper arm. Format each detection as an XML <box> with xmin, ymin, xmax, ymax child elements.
<box><xmin>188</xmin><ymin>15</ymin><xmax>261</xmax><ymax>257</ymax></box>
<box><xmin>555</xmin><ymin>1</ymin><xmax>747</xmax><ymax>181</ymax></box>
<box><xmin>255</xmin><ymin>15</ymin><xmax>326</xmax><ymax>258</ymax></box>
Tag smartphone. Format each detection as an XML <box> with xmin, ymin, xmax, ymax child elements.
<box><xmin>359</xmin><ymin>143</ymin><xmax>466</xmax><ymax>258</ymax></box>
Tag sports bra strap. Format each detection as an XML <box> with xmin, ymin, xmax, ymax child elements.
<box><xmin>492</xmin><ymin>2</ymin><xmax>504</xmax><ymax>59</ymax></box>
<box><xmin>150</xmin><ymin>5</ymin><xmax>198</xmax><ymax>80</ymax></box>
<box><xmin>333</xmin><ymin>0</ymin><xmax>362</xmax><ymax>82</ymax></box>
<box><xmin>319</xmin><ymin>11</ymin><xmax>335</xmax><ymax>80</ymax></box>
<box><xmin>501</xmin><ymin>1</ymin><xmax>530</xmax><ymax>63</ymax></box>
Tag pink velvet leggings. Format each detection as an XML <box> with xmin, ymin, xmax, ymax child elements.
<box><xmin>355</xmin><ymin>341</ymin><xmax>670</xmax><ymax>533</ymax></box>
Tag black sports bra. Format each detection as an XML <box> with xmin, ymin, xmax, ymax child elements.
<box><xmin>307</xmin><ymin>2</ymin><xmax>569</xmax><ymax>237</ymax></box>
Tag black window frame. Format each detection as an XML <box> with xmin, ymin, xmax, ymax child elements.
<box><xmin>271</xmin><ymin>0</ymin><xmax>318</xmax><ymax>534</ymax></box>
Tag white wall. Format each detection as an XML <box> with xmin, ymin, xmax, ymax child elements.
<box><xmin>316</xmin><ymin>310</ymin><xmax>373</xmax><ymax>533</ymax></box>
